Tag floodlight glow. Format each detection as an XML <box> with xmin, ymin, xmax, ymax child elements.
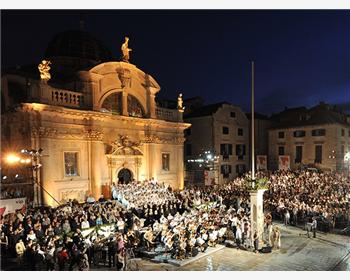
<box><xmin>344</xmin><ymin>152</ymin><xmax>350</xmax><ymax>161</ymax></box>
<box><xmin>6</xmin><ymin>154</ymin><xmax>20</xmax><ymax>164</ymax></box>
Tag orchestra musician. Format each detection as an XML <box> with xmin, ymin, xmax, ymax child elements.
<box><xmin>143</xmin><ymin>226</ymin><xmax>155</xmax><ymax>251</ymax></box>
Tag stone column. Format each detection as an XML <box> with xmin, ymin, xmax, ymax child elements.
<box><xmin>250</xmin><ymin>189</ymin><xmax>266</xmax><ymax>245</ymax></box>
<box><xmin>149</xmin><ymin>92</ymin><xmax>156</xmax><ymax>119</ymax></box>
<box><xmin>88</xmin><ymin>131</ymin><xmax>106</xmax><ymax>200</ymax></box>
<box><xmin>177</xmin><ymin>143</ymin><xmax>184</xmax><ymax>190</ymax></box>
<box><xmin>121</xmin><ymin>90</ymin><xmax>128</xmax><ymax>116</ymax></box>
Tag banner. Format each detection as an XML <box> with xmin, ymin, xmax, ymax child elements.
<box><xmin>0</xmin><ymin>197</ymin><xmax>26</xmax><ymax>216</ymax></box>
<box><xmin>278</xmin><ymin>155</ymin><xmax>290</xmax><ymax>170</ymax></box>
<box><xmin>256</xmin><ymin>155</ymin><xmax>267</xmax><ymax>170</ymax></box>
<box><xmin>204</xmin><ymin>170</ymin><xmax>216</xmax><ymax>186</ymax></box>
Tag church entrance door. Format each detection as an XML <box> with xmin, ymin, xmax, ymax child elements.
<box><xmin>117</xmin><ymin>168</ymin><xmax>133</xmax><ymax>184</ymax></box>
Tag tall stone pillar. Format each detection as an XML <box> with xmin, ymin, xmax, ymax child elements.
<box><xmin>149</xmin><ymin>93</ymin><xmax>156</xmax><ymax>119</ymax></box>
<box><xmin>148</xmin><ymin>143</ymin><xmax>157</xmax><ymax>180</ymax></box>
<box><xmin>250</xmin><ymin>189</ymin><xmax>266</xmax><ymax>245</ymax></box>
<box><xmin>88</xmin><ymin>130</ymin><xmax>106</xmax><ymax>200</ymax></box>
<box><xmin>176</xmin><ymin>143</ymin><xmax>184</xmax><ymax>190</ymax></box>
<box><xmin>122</xmin><ymin>91</ymin><xmax>128</xmax><ymax>116</ymax></box>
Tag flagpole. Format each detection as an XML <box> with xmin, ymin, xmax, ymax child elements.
<box><xmin>251</xmin><ymin>61</ymin><xmax>255</xmax><ymax>188</ymax></box>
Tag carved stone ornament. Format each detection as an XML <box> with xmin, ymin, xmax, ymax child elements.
<box><xmin>142</xmin><ymin>134</ymin><xmax>185</xmax><ymax>144</ymax></box>
<box><xmin>109</xmin><ymin>134</ymin><xmax>143</xmax><ymax>155</ymax></box>
<box><xmin>116</xmin><ymin>67</ymin><xmax>132</xmax><ymax>88</ymax></box>
<box><xmin>38</xmin><ymin>127</ymin><xmax>58</xmax><ymax>138</ymax></box>
<box><xmin>84</xmin><ymin>129</ymin><xmax>103</xmax><ymax>141</ymax></box>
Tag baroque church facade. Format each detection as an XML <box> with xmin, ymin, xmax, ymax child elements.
<box><xmin>1</xmin><ymin>30</ymin><xmax>190</xmax><ymax>206</ymax></box>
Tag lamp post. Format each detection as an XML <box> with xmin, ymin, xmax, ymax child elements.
<box><xmin>18</xmin><ymin>148</ymin><xmax>60</xmax><ymax>207</ymax></box>
<box><xmin>20</xmin><ymin>149</ymin><xmax>43</xmax><ymax>206</ymax></box>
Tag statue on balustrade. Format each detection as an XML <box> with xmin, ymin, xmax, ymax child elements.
<box><xmin>177</xmin><ymin>93</ymin><xmax>185</xmax><ymax>111</ymax></box>
<box><xmin>38</xmin><ymin>60</ymin><xmax>52</xmax><ymax>82</ymax></box>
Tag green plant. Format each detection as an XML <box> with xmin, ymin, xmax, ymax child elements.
<box><xmin>245</xmin><ymin>177</ymin><xmax>269</xmax><ymax>191</ymax></box>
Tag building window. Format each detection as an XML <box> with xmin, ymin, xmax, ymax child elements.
<box><xmin>220</xmin><ymin>144</ymin><xmax>232</xmax><ymax>159</ymax></box>
<box><xmin>341</xmin><ymin>145</ymin><xmax>345</xmax><ymax>159</ymax></box>
<box><xmin>312</xmin><ymin>129</ymin><xmax>326</xmax><ymax>136</ymax></box>
<box><xmin>64</xmin><ymin>152</ymin><xmax>79</xmax><ymax>176</ymax></box>
<box><xmin>295</xmin><ymin>146</ymin><xmax>303</xmax><ymax>163</ymax></box>
<box><xmin>162</xmin><ymin>153</ymin><xmax>170</xmax><ymax>171</ymax></box>
<box><xmin>278</xmin><ymin>131</ymin><xmax>285</xmax><ymax>138</ymax></box>
<box><xmin>230</xmin><ymin>112</ymin><xmax>236</xmax><ymax>118</ymax></box>
<box><xmin>185</xmin><ymin>128</ymin><xmax>191</xmax><ymax>136</ymax></box>
<box><xmin>278</xmin><ymin>146</ymin><xmax>285</xmax><ymax>156</ymax></box>
<box><xmin>222</xmin><ymin>126</ymin><xmax>229</xmax><ymax>135</ymax></box>
<box><xmin>293</xmin><ymin>130</ymin><xmax>306</xmax><ymax>137</ymax></box>
<box><xmin>221</xmin><ymin>164</ymin><xmax>232</xmax><ymax>178</ymax></box>
<box><xmin>236</xmin><ymin>164</ymin><xmax>246</xmax><ymax>175</ymax></box>
<box><xmin>348</xmin><ymin>130</ymin><xmax>350</xmax><ymax>137</ymax></box>
<box><xmin>315</xmin><ymin>145</ymin><xmax>322</xmax><ymax>164</ymax></box>
<box><xmin>341</xmin><ymin>129</ymin><xmax>345</xmax><ymax>137</ymax></box>
<box><xmin>101</xmin><ymin>92</ymin><xmax>122</xmax><ymax>114</ymax></box>
<box><xmin>236</xmin><ymin>144</ymin><xmax>246</xmax><ymax>160</ymax></box>
<box><xmin>238</xmin><ymin>128</ymin><xmax>243</xmax><ymax>136</ymax></box>
<box><xmin>128</xmin><ymin>95</ymin><xmax>145</xmax><ymax>118</ymax></box>
<box><xmin>185</xmin><ymin>144</ymin><xmax>192</xmax><ymax>156</ymax></box>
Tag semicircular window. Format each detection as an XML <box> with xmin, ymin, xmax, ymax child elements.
<box><xmin>128</xmin><ymin>94</ymin><xmax>145</xmax><ymax>118</ymax></box>
<box><xmin>101</xmin><ymin>92</ymin><xmax>122</xmax><ymax>115</ymax></box>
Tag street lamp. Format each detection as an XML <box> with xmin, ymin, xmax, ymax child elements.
<box><xmin>21</xmin><ymin>148</ymin><xmax>43</xmax><ymax>206</ymax></box>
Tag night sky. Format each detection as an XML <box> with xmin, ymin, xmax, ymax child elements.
<box><xmin>2</xmin><ymin>10</ymin><xmax>350</xmax><ymax>115</ymax></box>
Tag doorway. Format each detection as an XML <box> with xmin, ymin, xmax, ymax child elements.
<box><xmin>117</xmin><ymin>168</ymin><xmax>133</xmax><ymax>184</ymax></box>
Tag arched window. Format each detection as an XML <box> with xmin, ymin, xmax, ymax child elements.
<box><xmin>101</xmin><ymin>92</ymin><xmax>122</xmax><ymax>115</ymax></box>
<box><xmin>127</xmin><ymin>94</ymin><xmax>144</xmax><ymax>118</ymax></box>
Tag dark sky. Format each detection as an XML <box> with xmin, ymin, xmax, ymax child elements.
<box><xmin>2</xmin><ymin>10</ymin><xmax>350</xmax><ymax>115</ymax></box>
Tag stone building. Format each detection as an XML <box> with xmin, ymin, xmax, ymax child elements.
<box><xmin>268</xmin><ymin>102</ymin><xmax>350</xmax><ymax>171</ymax></box>
<box><xmin>246</xmin><ymin>112</ymin><xmax>274</xmax><ymax>169</ymax></box>
<box><xmin>1</xmin><ymin>30</ymin><xmax>190</xmax><ymax>206</ymax></box>
<box><xmin>184</xmin><ymin>102</ymin><xmax>250</xmax><ymax>184</ymax></box>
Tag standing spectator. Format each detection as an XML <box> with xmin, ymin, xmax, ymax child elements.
<box><xmin>15</xmin><ymin>239</ymin><xmax>26</xmax><ymax>265</ymax></box>
<box><xmin>81</xmin><ymin>217</ymin><xmax>90</xmax><ymax>229</ymax></box>
<box><xmin>284</xmin><ymin>209</ymin><xmax>290</xmax><ymax>227</ymax></box>
<box><xmin>312</xmin><ymin>217</ymin><xmax>317</xmax><ymax>238</ymax></box>
<box><xmin>253</xmin><ymin>231</ymin><xmax>259</xmax><ymax>253</ymax></box>
<box><xmin>235</xmin><ymin>223</ymin><xmax>242</xmax><ymax>248</ymax></box>
<box><xmin>116</xmin><ymin>234</ymin><xmax>125</xmax><ymax>271</ymax></box>
<box><xmin>107</xmin><ymin>237</ymin><xmax>117</xmax><ymax>268</ymax></box>
<box><xmin>117</xmin><ymin>217</ymin><xmax>125</xmax><ymax>234</ymax></box>
<box><xmin>0</xmin><ymin>232</ymin><xmax>9</xmax><ymax>256</ymax></box>
<box><xmin>78</xmin><ymin>251</ymin><xmax>90</xmax><ymax>271</ymax></box>
<box><xmin>57</xmin><ymin>247</ymin><xmax>69</xmax><ymax>271</ymax></box>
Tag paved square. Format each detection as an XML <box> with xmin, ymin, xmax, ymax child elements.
<box><xmin>127</xmin><ymin>224</ymin><xmax>350</xmax><ymax>271</ymax></box>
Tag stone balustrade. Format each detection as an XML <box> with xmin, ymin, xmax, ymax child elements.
<box><xmin>50</xmin><ymin>89</ymin><xmax>85</xmax><ymax>108</ymax></box>
<box><xmin>156</xmin><ymin>107</ymin><xmax>183</xmax><ymax>122</ymax></box>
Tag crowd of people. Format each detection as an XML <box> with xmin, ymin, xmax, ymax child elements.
<box><xmin>0</xmin><ymin>170</ymin><xmax>349</xmax><ymax>271</ymax></box>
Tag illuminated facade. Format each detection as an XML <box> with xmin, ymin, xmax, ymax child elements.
<box><xmin>1</xmin><ymin>30</ymin><xmax>190</xmax><ymax>206</ymax></box>
<box><xmin>184</xmin><ymin>102</ymin><xmax>250</xmax><ymax>184</ymax></box>
<box><xmin>268</xmin><ymin>103</ymin><xmax>350</xmax><ymax>171</ymax></box>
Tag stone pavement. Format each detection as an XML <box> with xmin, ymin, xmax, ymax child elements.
<box><xmin>127</xmin><ymin>223</ymin><xmax>350</xmax><ymax>271</ymax></box>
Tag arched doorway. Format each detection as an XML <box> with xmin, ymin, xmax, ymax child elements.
<box><xmin>117</xmin><ymin>168</ymin><xmax>133</xmax><ymax>184</ymax></box>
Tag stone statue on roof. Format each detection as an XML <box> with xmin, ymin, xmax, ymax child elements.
<box><xmin>178</xmin><ymin>93</ymin><xmax>185</xmax><ymax>111</ymax></box>
<box><xmin>121</xmin><ymin>37</ymin><xmax>132</xmax><ymax>63</ymax></box>
<box><xmin>38</xmin><ymin>60</ymin><xmax>51</xmax><ymax>82</ymax></box>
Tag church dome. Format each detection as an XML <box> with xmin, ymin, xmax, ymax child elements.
<box><xmin>45</xmin><ymin>30</ymin><xmax>113</xmax><ymax>64</ymax></box>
